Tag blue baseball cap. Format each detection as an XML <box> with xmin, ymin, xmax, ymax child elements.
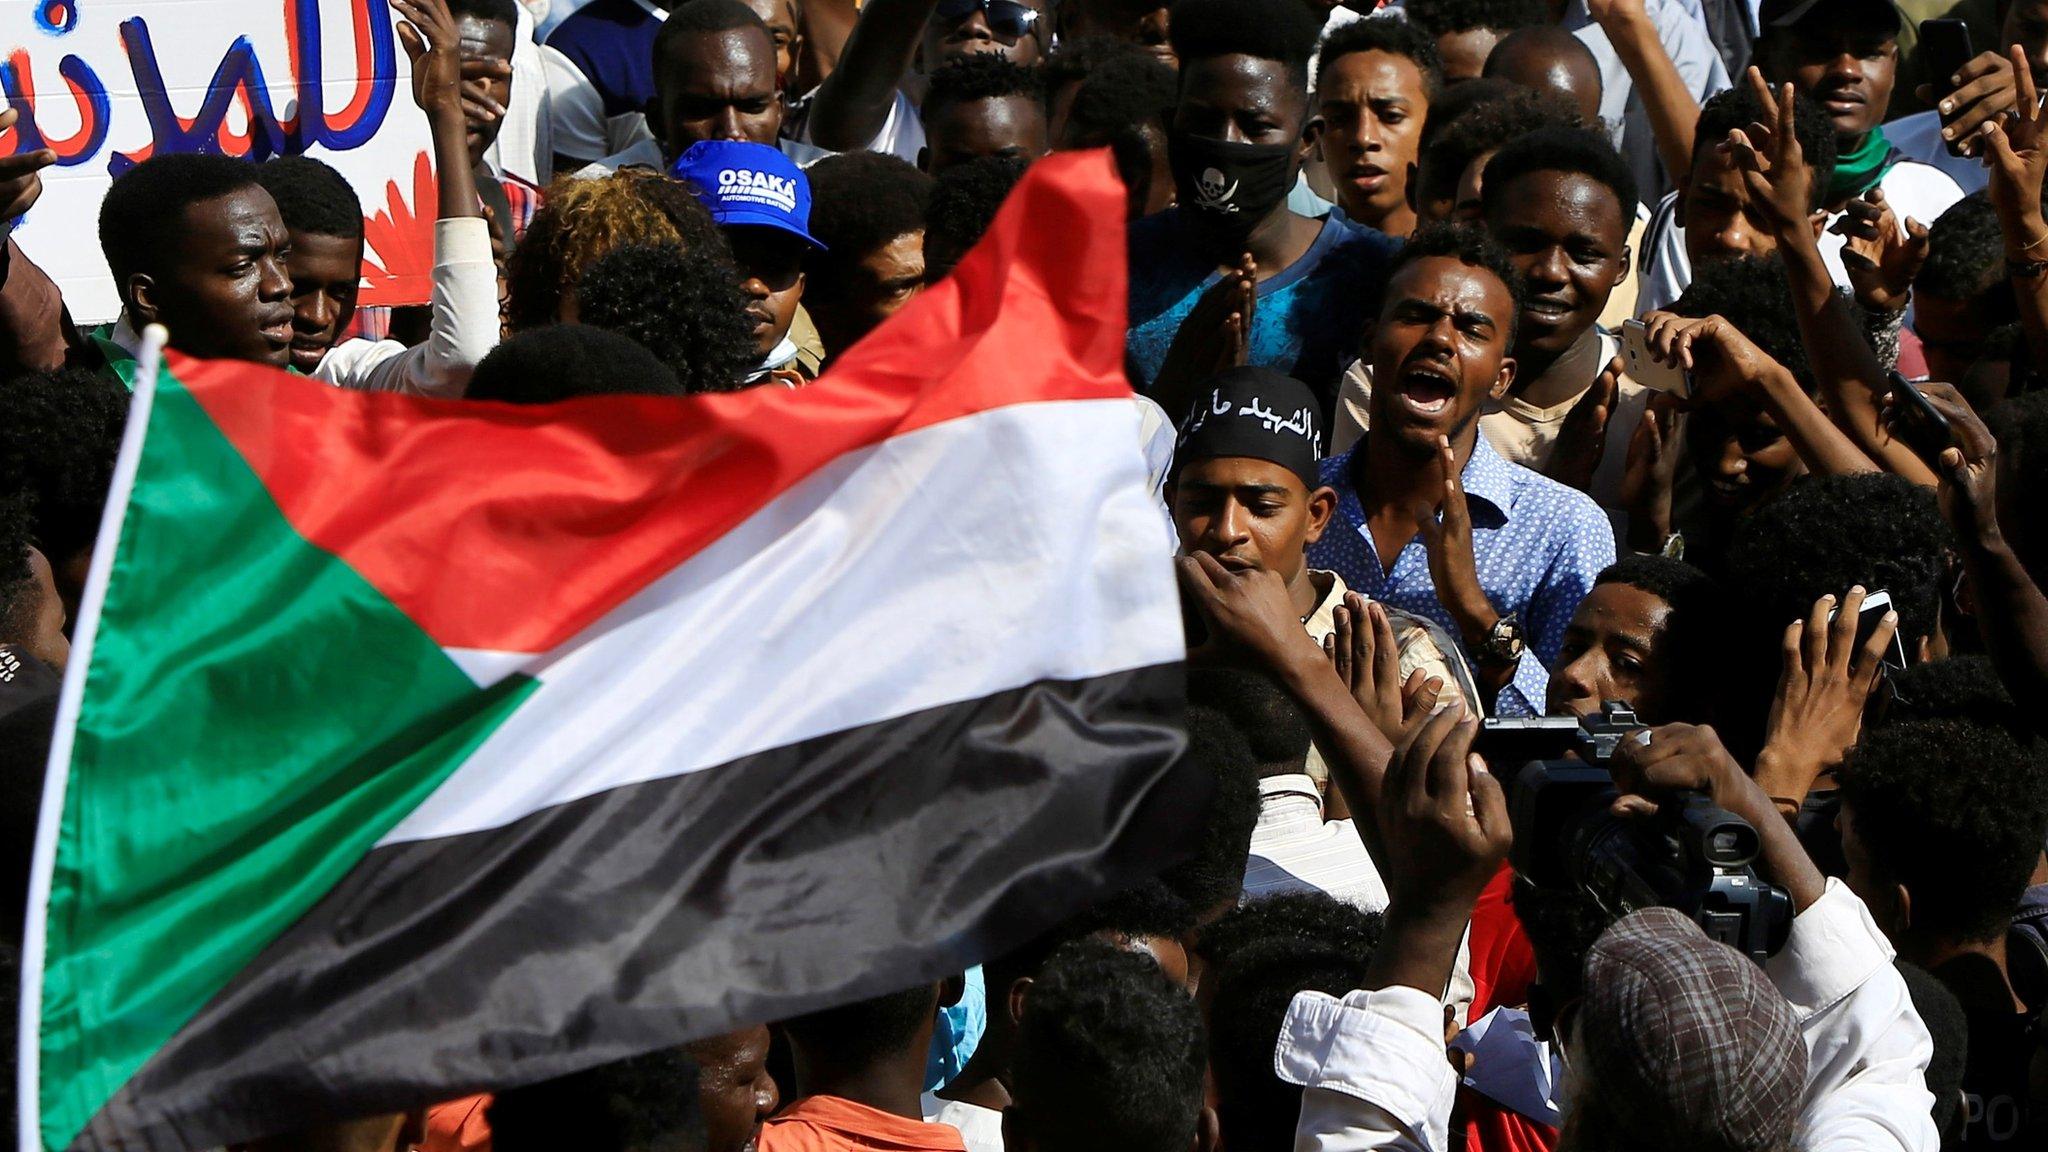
<box><xmin>670</xmin><ymin>140</ymin><xmax>826</xmax><ymax>250</ymax></box>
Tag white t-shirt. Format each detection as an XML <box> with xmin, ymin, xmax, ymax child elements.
<box><xmin>1636</xmin><ymin>158</ymin><xmax>1966</xmax><ymax>314</ymax></box>
<box><xmin>787</xmin><ymin>87</ymin><xmax>927</xmax><ymax>167</ymax></box>
<box><xmin>921</xmin><ymin>1094</ymin><xmax>1004</xmax><ymax>1152</ymax></box>
<box><xmin>1883</xmin><ymin>109</ymin><xmax>1990</xmax><ymax>196</ymax></box>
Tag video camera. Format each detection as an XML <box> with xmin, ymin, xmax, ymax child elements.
<box><xmin>1491</xmin><ymin>703</ymin><xmax>1794</xmax><ymax>964</ymax></box>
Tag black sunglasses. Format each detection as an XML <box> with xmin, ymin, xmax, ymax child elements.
<box><xmin>934</xmin><ymin>0</ymin><xmax>1041</xmax><ymax>42</ymax></box>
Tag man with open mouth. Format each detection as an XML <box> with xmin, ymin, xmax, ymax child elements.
<box><xmin>1306</xmin><ymin>223</ymin><xmax>1615</xmax><ymax>718</ymax></box>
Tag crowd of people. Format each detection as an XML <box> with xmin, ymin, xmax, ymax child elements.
<box><xmin>7</xmin><ymin>0</ymin><xmax>2048</xmax><ymax>1148</ymax></box>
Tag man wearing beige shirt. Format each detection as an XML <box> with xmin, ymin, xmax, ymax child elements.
<box><xmin>1167</xmin><ymin>367</ymin><xmax>1474</xmax><ymax>787</ymax></box>
<box><xmin>1333</xmin><ymin>125</ymin><xmax>1652</xmax><ymax>542</ymax></box>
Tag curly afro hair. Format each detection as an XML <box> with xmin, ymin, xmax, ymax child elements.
<box><xmin>1990</xmin><ymin>388</ymin><xmax>2048</xmax><ymax>579</ymax></box>
<box><xmin>572</xmin><ymin>242</ymin><xmax>761</xmax><ymax>394</ymax></box>
<box><xmin>1012</xmin><ymin>938</ymin><xmax>1207</xmax><ymax>1152</ymax></box>
<box><xmin>803</xmin><ymin>152</ymin><xmax>933</xmax><ymax>299</ymax></box>
<box><xmin>923</xmin><ymin>54</ymin><xmax>1047</xmax><ymax>124</ymax></box>
<box><xmin>254</xmin><ymin>155</ymin><xmax>364</xmax><ymax>241</ymax></box>
<box><xmin>1061</xmin><ymin>877</ymin><xmax>1198</xmax><ymax>947</ymax></box>
<box><xmin>1186</xmin><ymin>666</ymin><xmax>1312</xmax><ymax>774</ymax></box>
<box><xmin>1209</xmin><ymin>933</ymin><xmax>1376</xmax><ymax>1152</ymax></box>
<box><xmin>923</xmin><ymin>154</ymin><xmax>1031</xmax><ymax>281</ymax></box>
<box><xmin>1418</xmin><ymin>87</ymin><xmax>1584</xmax><ymax>210</ymax></box>
<box><xmin>1193</xmin><ymin>889</ymin><xmax>1385</xmax><ymax>972</ymax></box>
<box><xmin>0</xmin><ymin>367</ymin><xmax>129</xmax><ymax>572</ymax></box>
<box><xmin>1693</xmin><ymin>84</ymin><xmax>1837</xmax><ymax>212</ymax></box>
<box><xmin>505</xmin><ymin>169</ymin><xmax>726</xmax><ymax>332</ymax></box>
<box><xmin>1669</xmin><ymin>253</ymin><xmax>1817</xmax><ymax>392</ymax></box>
<box><xmin>0</xmin><ymin>489</ymin><xmax>35</xmax><ymax>641</ymax></box>
<box><xmin>1840</xmin><ymin>716</ymin><xmax>2048</xmax><ymax>942</ymax></box>
<box><xmin>1385</xmin><ymin>221</ymin><xmax>1525</xmax><ymax>343</ymax></box>
<box><xmin>1159</xmin><ymin>702</ymin><xmax>1263</xmax><ymax>918</ymax></box>
<box><xmin>1404</xmin><ymin>0</ymin><xmax>1547</xmax><ymax>36</ymax></box>
<box><xmin>1063</xmin><ymin>49</ymin><xmax>1176</xmax><ymax>146</ymax></box>
<box><xmin>488</xmin><ymin>1047</ymin><xmax>705</xmax><ymax>1152</ymax></box>
<box><xmin>781</xmin><ymin>982</ymin><xmax>943</xmax><ymax>1069</ymax></box>
<box><xmin>466</xmin><ymin>324</ymin><xmax>683</xmax><ymax>403</ymax></box>
<box><xmin>1877</xmin><ymin>655</ymin><xmax>2032</xmax><ymax>744</ymax></box>
<box><xmin>1317</xmin><ymin>15</ymin><xmax>1445</xmax><ymax>103</ymax></box>
<box><xmin>1918</xmin><ymin>193</ymin><xmax>2008</xmax><ymax>303</ymax></box>
<box><xmin>1724</xmin><ymin>472</ymin><xmax>1951</xmax><ymax>652</ymax></box>
<box><xmin>1167</xmin><ymin>0</ymin><xmax>1322</xmax><ymax>87</ymax></box>
<box><xmin>1510</xmin><ymin>875</ymin><xmax>1617</xmax><ymax>1012</ymax></box>
<box><xmin>1044</xmin><ymin>34</ymin><xmax>1151</xmax><ymax>107</ymax></box>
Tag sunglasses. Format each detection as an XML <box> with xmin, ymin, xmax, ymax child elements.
<box><xmin>934</xmin><ymin>0</ymin><xmax>1041</xmax><ymax>42</ymax></box>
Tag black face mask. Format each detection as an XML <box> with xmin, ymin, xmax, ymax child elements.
<box><xmin>1168</xmin><ymin>129</ymin><xmax>1298</xmax><ymax>243</ymax></box>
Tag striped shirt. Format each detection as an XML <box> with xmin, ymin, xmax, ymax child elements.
<box><xmin>1242</xmin><ymin>774</ymin><xmax>1388</xmax><ymax>912</ymax></box>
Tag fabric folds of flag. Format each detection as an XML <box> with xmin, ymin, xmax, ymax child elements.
<box><xmin>20</xmin><ymin>150</ymin><xmax>1195</xmax><ymax>1152</ymax></box>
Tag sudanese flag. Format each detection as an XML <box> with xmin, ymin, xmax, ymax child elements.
<box><xmin>19</xmin><ymin>151</ymin><xmax>1196</xmax><ymax>1152</ymax></box>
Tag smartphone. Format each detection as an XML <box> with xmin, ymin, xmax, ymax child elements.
<box><xmin>1921</xmin><ymin>18</ymin><xmax>1976</xmax><ymax>155</ymax></box>
<box><xmin>1887</xmin><ymin>370</ymin><xmax>1956</xmax><ymax>458</ymax></box>
<box><xmin>1621</xmin><ymin>318</ymin><xmax>1691</xmax><ymax>399</ymax></box>
<box><xmin>1829</xmin><ymin>589</ymin><xmax>1910</xmax><ymax>675</ymax></box>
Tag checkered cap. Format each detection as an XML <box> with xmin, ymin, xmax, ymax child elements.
<box><xmin>1579</xmin><ymin>907</ymin><xmax>1806</xmax><ymax>1152</ymax></box>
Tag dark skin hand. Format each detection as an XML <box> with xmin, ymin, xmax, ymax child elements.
<box><xmin>1751</xmin><ymin>587</ymin><xmax>1899</xmax><ymax>814</ymax></box>
<box><xmin>1619</xmin><ymin>399</ymin><xmax>1684</xmax><ymax>553</ymax></box>
<box><xmin>1610</xmin><ymin>723</ymin><xmax>1826</xmax><ymax>912</ymax></box>
<box><xmin>1150</xmin><ymin>254</ymin><xmax>1254</xmax><ymax>417</ymax></box>
<box><xmin>1177</xmin><ymin>552</ymin><xmax>1399</xmax><ymax>865</ymax></box>
<box><xmin>0</xmin><ymin>108</ymin><xmax>56</xmax><ymax>223</ymax></box>
<box><xmin>1328</xmin><ymin>590</ymin><xmax>1442</xmax><ymax>742</ymax></box>
<box><xmin>1885</xmin><ymin>381</ymin><xmax>2048</xmax><ymax>723</ymax></box>
<box><xmin>1412</xmin><ymin>435</ymin><xmax>1514</xmax><ymax>701</ymax></box>
<box><xmin>1981</xmin><ymin>47</ymin><xmax>2048</xmax><ymax>383</ymax></box>
<box><xmin>808</xmin><ymin>0</ymin><xmax>939</xmax><ymax>151</ymax></box>
<box><xmin>1835</xmin><ymin>187</ymin><xmax>1929</xmax><ymax>316</ymax></box>
<box><xmin>1360</xmin><ymin>705</ymin><xmax>1511</xmax><ymax>997</ymax></box>
<box><xmin>1918</xmin><ymin>49</ymin><xmax>2019</xmax><ymax>159</ymax></box>
<box><xmin>1543</xmin><ymin>355</ymin><xmax>1624</xmax><ymax>494</ymax></box>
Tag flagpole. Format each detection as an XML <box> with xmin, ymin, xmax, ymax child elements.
<box><xmin>16</xmin><ymin>325</ymin><xmax>167</xmax><ymax>1152</ymax></box>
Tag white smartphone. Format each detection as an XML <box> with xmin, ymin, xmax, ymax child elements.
<box><xmin>1827</xmin><ymin>589</ymin><xmax>1910</xmax><ymax>674</ymax></box>
<box><xmin>1621</xmin><ymin>318</ymin><xmax>1692</xmax><ymax>399</ymax></box>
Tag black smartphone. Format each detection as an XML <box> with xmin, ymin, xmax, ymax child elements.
<box><xmin>1887</xmin><ymin>371</ymin><xmax>1956</xmax><ymax>459</ymax></box>
<box><xmin>1922</xmin><ymin>18</ymin><xmax>1976</xmax><ymax>155</ymax></box>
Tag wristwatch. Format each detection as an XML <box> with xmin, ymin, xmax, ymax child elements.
<box><xmin>1474</xmin><ymin>614</ymin><xmax>1525</xmax><ymax>666</ymax></box>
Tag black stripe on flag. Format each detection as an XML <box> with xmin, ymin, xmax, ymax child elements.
<box><xmin>79</xmin><ymin>664</ymin><xmax>1196</xmax><ymax>1152</ymax></box>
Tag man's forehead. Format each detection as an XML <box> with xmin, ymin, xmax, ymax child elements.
<box><xmin>666</xmin><ymin>25</ymin><xmax>777</xmax><ymax>70</ymax></box>
<box><xmin>1580</xmin><ymin>582</ymin><xmax>1672</xmax><ymax>633</ymax></box>
<box><xmin>1180</xmin><ymin>54</ymin><xmax>1306</xmax><ymax>109</ymax></box>
<box><xmin>1388</xmin><ymin>256</ymin><xmax>1508</xmax><ymax>311</ymax></box>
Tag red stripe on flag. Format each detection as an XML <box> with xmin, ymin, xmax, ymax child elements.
<box><xmin>173</xmin><ymin>151</ymin><xmax>1132</xmax><ymax>655</ymax></box>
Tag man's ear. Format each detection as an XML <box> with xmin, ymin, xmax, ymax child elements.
<box><xmin>1304</xmin><ymin>485</ymin><xmax>1338</xmax><ymax>543</ymax></box>
<box><xmin>1298</xmin><ymin>114</ymin><xmax>1325</xmax><ymax>167</ymax></box>
<box><xmin>939</xmin><ymin>972</ymin><xmax>967</xmax><ymax>1010</ymax></box>
<box><xmin>1896</xmin><ymin>882</ymin><xmax>1913</xmax><ymax>933</ymax></box>
<box><xmin>125</xmin><ymin>273</ymin><xmax>161</xmax><ymax>326</ymax></box>
<box><xmin>1615</xmin><ymin>243</ymin><xmax>1632</xmax><ymax>285</ymax></box>
<box><xmin>1008</xmin><ymin>975</ymin><xmax>1034</xmax><ymax>1027</ymax></box>
<box><xmin>1491</xmin><ymin>355</ymin><xmax>1517</xmax><ymax>401</ymax></box>
<box><xmin>1191</xmin><ymin>1105</ymin><xmax>1222</xmax><ymax>1152</ymax></box>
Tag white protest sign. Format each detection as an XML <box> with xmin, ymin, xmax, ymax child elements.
<box><xmin>0</xmin><ymin>0</ymin><xmax>437</xmax><ymax>323</ymax></box>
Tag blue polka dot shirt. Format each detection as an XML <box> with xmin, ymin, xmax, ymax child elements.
<box><xmin>1306</xmin><ymin>434</ymin><xmax>1616</xmax><ymax>717</ymax></box>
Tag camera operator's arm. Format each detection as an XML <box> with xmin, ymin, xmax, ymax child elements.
<box><xmin>1614</xmin><ymin>727</ymin><xmax>1938</xmax><ymax>1152</ymax></box>
<box><xmin>1752</xmin><ymin>588</ymin><xmax>1898</xmax><ymax>815</ymax></box>
<box><xmin>1899</xmin><ymin>382</ymin><xmax>2048</xmax><ymax>720</ymax></box>
<box><xmin>1276</xmin><ymin>710</ymin><xmax>1510</xmax><ymax>1152</ymax></box>
<box><xmin>1177</xmin><ymin>555</ymin><xmax>1399</xmax><ymax>862</ymax></box>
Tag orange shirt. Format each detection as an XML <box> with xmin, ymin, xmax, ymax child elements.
<box><xmin>758</xmin><ymin>1096</ymin><xmax>970</xmax><ymax>1152</ymax></box>
<box><xmin>421</xmin><ymin>1095</ymin><xmax>493</xmax><ymax>1152</ymax></box>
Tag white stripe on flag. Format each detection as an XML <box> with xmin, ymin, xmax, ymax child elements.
<box><xmin>380</xmin><ymin>397</ymin><xmax>1183</xmax><ymax>847</ymax></box>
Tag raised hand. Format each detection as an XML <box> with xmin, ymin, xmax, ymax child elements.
<box><xmin>1888</xmin><ymin>379</ymin><xmax>2000</xmax><ymax>543</ymax></box>
<box><xmin>1413</xmin><ymin>433</ymin><xmax>1492</xmax><ymax>626</ymax></box>
<box><xmin>392</xmin><ymin>0</ymin><xmax>466</xmax><ymax>122</ymax></box>
<box><xmin>1982</xmin><ymin>46</ymin><xmax>2048</xmax><ymax>247</ymax></box>
<box><xmin>1620</xmin><ymin>401</ymin><xmax>1683</xmax><ymax>553</ymax></box>
<box><xmin>1638</xmin><ymin>310</ymin><xmax>1785</xmax><ymax>396</ymax></box>
<box><xmin>0</xmin><ymin>109</ymin><xmax>56</xmax><ymax>225</ymax></box>
<box><xmin>1837</xmin><ymin>187</ymin><xmax>1930</xmax><ymax>315</ymax></box>
<box><xmin>1722</xmin><ymin>68</ymin><xmax>1814</xmax><ymax>239</ymax></box>
<box><xmin>1375</xmin><ymin>705</ymin><xmax>1510</xmax><ymax>917</ymax></box>
<box><xmin>1544</xmin><ymin>354</ymin><xmax>1622</xmax><ymax>492</ymax></box>
<box><xmin>1752</xmin><ymin>588</ymin><xmax>1897</xmax><ymax>811</ymax></box>
<box><xmin>1328</xmin><ymin>592</ymin><xmax>1437</xmax><ymax>739</ymax></box>
<box><xmin>1152</xmin><ymin>254</ymin><xmax>1256</xmax><ymax>413</ymax></box>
